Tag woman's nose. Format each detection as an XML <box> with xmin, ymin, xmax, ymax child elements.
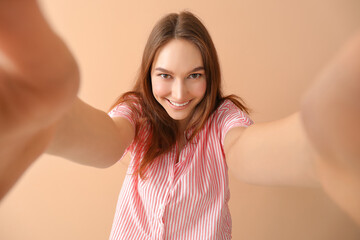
<box><xmin>172</xmin><ymin>79</ymin><xmax>187</xmax><ymax>100</ymax></box>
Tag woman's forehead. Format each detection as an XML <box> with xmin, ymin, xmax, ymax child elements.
<box><xmin>152</xmin><ymin>39</ymin><xmax>203</xmax><ymax>73</ymax></box>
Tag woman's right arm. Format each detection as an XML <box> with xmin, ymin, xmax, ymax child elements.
<box><xmin>46</xmin><ymin>98</ymin><xmax>135</xmax><ymax>168</ymax></box>
<box><xmin>0</xmin><ymin>0</ymin><xmax>134</xmax><ymax>168</ymax></box>
<box><xmin>0</xmin><ymin>0</ymin><xmax>132</xmax><ymax>199</ymax></box>
<box><xmin>0</xmin><ymin>0</ymin><xmax>79</xmax><ymax>199</ymax></box>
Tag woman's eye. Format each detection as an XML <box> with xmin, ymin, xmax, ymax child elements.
<box><xmin>160</xmin><ymin>74</ymin><xmax>171</xmax><ymax>79</ymax></box>
<box><xmin>189</xmin><ymin>73</ymin><xmax>202</xmax><ymax>79</ymax></box>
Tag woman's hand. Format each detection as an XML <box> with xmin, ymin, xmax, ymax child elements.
<box><xmin>0</xmin><ymin>0</ymin><xmax>80</xmax><ymax>135</ymax></box>
<box><xmin>300</xmin><ymin>32</ymin><xmax>360</xmax><ymax>226</ymax></box>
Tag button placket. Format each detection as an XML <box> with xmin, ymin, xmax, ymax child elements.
<box><xmin>178</xmin><ymin>142</ymin><xmax>188</xmax><ymax>164</ymax></box>
<box><xmin>158</xmin><ymin>200</ymin><xmax>166</xmax><ymax>227</ymax></box>
<box><xmin>158</xmin><ymin>183</ymin><xmax>172</xmax><ymax>222</ymax></box>
<box><xmin>159</xmin><ymin>203</ymin><xmax>165</xmax><ymax>211</ymax></box>
<box><xmin>157</xmin><ymin>144</ymin><xmax>178</xmax><ymax>227</ymax></box>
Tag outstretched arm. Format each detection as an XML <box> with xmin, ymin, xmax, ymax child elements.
<box><xmin>225</xmin><ymin>32</ymin><xmax>360</xmax><ymax>226</ymax></box>
<box><xmin>300</xmin><ymin>32</ymin><xmax>360</xmax><ymax>225</ymax></box>
<box><xmin>225</xmin><ymin>112</ymin><xmax>319</xmax><ymax>188</ymax></box>
<box><xmin>0</xmin><ymin>0</ymin><xmax>79</xmax><ymax>200</ymax></box>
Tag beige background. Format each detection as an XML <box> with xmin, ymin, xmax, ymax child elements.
<box><xmin>1</xmin><ymin>0</ymin><xmax>360</xmax><ymax>239</ymax></box>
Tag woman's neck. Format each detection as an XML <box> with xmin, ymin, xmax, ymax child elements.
<box><xmin>176</xmin><ymin>119</ymin><xmax>187</xmax><ymax>134</ymax></box>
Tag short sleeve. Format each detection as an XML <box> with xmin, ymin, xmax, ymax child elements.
<box><xmin>216</xmin><ymin>99</ymin><xmax>254</xmax><ymax>145</ymax></box>
<box><xmin>108</xmin><ymin>101</ymin><xmax>141</xmax><ymax>161</ymax></box>
<box><xmin>108</xmin><ymin>102</ymin><xmax>139</xmax><ymax>128</ymax></box>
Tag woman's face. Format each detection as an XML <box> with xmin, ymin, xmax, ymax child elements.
<box><xmin>151</xmin><ymin>39</ymin><xmax>207</xmax><ymax>126</ymax></box>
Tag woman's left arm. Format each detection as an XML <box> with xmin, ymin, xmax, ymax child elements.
<box><xmin>224</xmin><ymin>112</ymin><xmax>319</xmax><ymax>188</ymax></box>
<box><xmin>225</xmin><ymin>32</ymin><xmax>360</xmax><ymax>226</ymax></box>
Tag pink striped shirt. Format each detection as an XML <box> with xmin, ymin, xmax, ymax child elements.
<box><xmin>108</xmin><ymin>99</ymin><xmax>253</xmax><ymax>239</ymax></box>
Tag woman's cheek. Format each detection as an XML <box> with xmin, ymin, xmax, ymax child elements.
<box><xmin>152</xmin><ymin>80</ymin><xmax>170</xmax><ymax>97</ymax></box>
<box><xmin>193</xmin><ymin>79</ymin><xmax>207</xmax><ymax>97</ymax></box>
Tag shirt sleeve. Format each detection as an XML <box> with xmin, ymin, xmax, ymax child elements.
<box><xmin>108</xmin><ymin>101</ymin><xmax>140</xmax><ymax>160</ymax></box>
<box><xmin>216</xmin><ymin>99</ymin><xmax>254</xmax><ymax>145</ymax></box>
<box><xmin>108</xmin><ymin>102</ymin><xmax>138</xmax><ymax>128</ymax></box>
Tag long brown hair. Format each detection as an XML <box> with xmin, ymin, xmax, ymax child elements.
<box><xmin>110</xmin><ymin>11</ymin><xmax>251</xmax><ymax>179</ymax></box>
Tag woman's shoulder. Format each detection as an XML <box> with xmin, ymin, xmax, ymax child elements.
<box><xmin>109</xmin><ymin>93</ymin><xmax>142</xmax><ymax>113</ymax></box>
<box><xmin>108</xmin><ymin>93</ymin><xmax>144</xmax><ymax>126</ymax></box>
<box><xmin>215</xmin><ymin>98</ymin><xmax>246</xmax><ymax>115</ymax></box>
<box><xmin>217</xmin><ymin>98</ymin><xmax>237</xmax><ymax>109</ymax></box>
<box><xmin>212</xmin><ymin>98</ymin><xmax>253</xmax><ymax>126</ymax></box>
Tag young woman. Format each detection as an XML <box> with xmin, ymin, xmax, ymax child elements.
<box><xmin>47</xmin><ymin>12</ymin><xmax>319</xmax><ymax>239</ymax></box>
<box><xmin>1</xmin><ymin>1</ymin><xmax>359</xmax><ymax>239</ymax></box>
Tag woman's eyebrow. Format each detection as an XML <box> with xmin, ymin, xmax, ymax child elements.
<box><xmin>190</xmin><ymin>66</ymin><xmax>205</xmax><ymax>72</ymax></box>
<box><xmin>154</xmin><ymin>66</ymin><xmax>204</xmax><ymax>73</ymax></box>
<box><xmin>154</xmin><ymin>67</ymin><xmax>173</xmax><ymax>74</ymax></box>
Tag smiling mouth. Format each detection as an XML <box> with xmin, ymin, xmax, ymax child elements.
<box><xmin>167</xmin><ymin>99</ymin><xmax>191</xmax><ymax>107</ymax></box>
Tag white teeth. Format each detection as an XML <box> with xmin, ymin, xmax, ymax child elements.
<box><xmin>168</xmin><ymin>100</ymin><xmax>190</xmax><ymax>107</ymax></box>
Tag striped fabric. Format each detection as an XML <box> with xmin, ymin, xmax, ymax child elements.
<box><xmin>108</xmin><ymin>99</ymin><xmax>253</xmax><ymax>239</ymax></box>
